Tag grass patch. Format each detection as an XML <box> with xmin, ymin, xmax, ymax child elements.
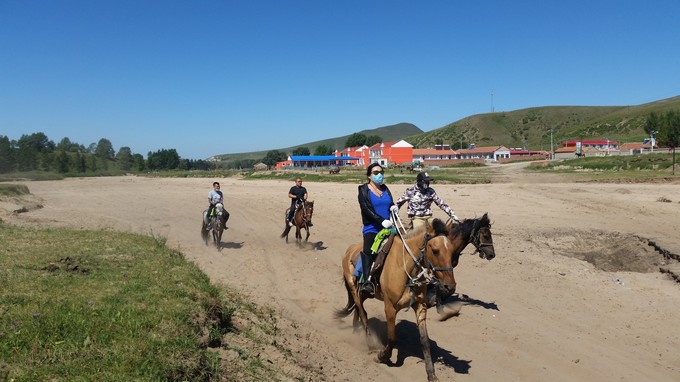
<box><xmin>0</xmin><ymin>184</ymin><xmax>30</xmax><ymax>197</ymax></box>
<box><xmin>528</xmin><ymin>154</ymin><xmax>679</xmax><ymax>182</ymax></box>
<box><xmin>0</xmin><ymin>171</ymin><xmax>65</xmax><ymax>182</ymax></box>
<box><xmin>0</xmin><ymin>225</ymin><xmax>229</xmax><ymax>381</ymax></box>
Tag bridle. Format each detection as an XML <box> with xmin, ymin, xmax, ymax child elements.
<box><xmin>469</xmin><ymin>219</ymin><xmax>493</xmax><ymax>257</ymax></box>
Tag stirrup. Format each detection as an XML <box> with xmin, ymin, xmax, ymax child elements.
<box><xmin>360</xmin><ymin>280</ymin><xmax>375</xmax><ymax>298</ymax></box>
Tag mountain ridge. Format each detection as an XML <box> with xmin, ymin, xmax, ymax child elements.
<box><xmin>216</xmin><ymin>95</ymin><xmax>680</xmax><ymax>162</ymax></box>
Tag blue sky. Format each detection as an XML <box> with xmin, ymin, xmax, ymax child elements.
<box><xmin>2</xmin><ymin>1</ymin><xmax>679</xmax><ymax>160</ymax></box>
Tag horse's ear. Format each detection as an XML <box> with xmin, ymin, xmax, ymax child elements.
<box><xmin>481</xmin><ymin>213</ymin><xmax>490</xmax><ymax>226</ymax></box>
<box><xmin>432</xmin><ymin>218</ymin><xmax>447</xmax><ymax>236</ymax></box>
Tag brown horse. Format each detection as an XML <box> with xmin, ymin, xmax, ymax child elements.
<box><xmin>280</xmin><ymin>200</ymin><xmax>314</xmax><ymax>244</ymax></box>
<box><xmin>335</xmin><ymin>218</ymin><xmax>458</xmax><ymax>382</ymax></box>
<box><xmin>335</xmin><ymin>213</ymin><xmax>496</xmax><ymax>382</ymax></box>
<box><xmin>448</xmin><ymin>213</ymin><xmax>496</xmax><ymax>268</ymax></box>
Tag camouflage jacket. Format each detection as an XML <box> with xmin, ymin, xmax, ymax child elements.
<box><xmin>395</xmin><ymin>185</ymin><xmax>456</xmax><ymax>219</ymax></box>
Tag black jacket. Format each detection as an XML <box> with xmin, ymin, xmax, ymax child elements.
<box><xmin>358</xmin><ymin>183</ymin><xmax>394</xmax><ymax>227</ymax></box>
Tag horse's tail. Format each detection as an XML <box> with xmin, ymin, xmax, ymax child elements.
<box><xmin>333</xmin><ymin>276</ymin><xmax>356</xmax><ymax>319</ymax></box>
<box><xmin>280</xmin><ymin>224</ymin><xmax>291</xmax><ymax>239</ymax></box>
<box><xmin>201</xmin><ymin>222</ymin><xmax>209</xmax><ymax>241</ymax></box>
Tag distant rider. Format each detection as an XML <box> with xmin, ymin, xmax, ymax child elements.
<box><xmin>287</xmin><ymin>177</ymin><xmax>312</xmax><ymax>227</ymax></box>
<box><xmin>205</xmin><ymin>181</ymin><xmax>223</xmax><ymax>228</ymax></box>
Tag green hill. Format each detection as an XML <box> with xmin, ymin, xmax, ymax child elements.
<box><xmin>406</xmin><ymin>95</ymin><xmax>680</xmax><ymax>151</ymax></box>
<box><xmin>215</xmin><ymin>95</ymin><xmax>680</xmax><ymax>165</ymax></box>
<box><xmin>214</xmin><ymin>122</ymin><xmax>422</xmax><ymax>162</ymax></box>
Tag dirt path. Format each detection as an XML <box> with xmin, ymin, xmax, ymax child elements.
<box><xmin>3</xmin><ymin>173</ymin><xmax>680</xmax><ymax>381</ymax></box>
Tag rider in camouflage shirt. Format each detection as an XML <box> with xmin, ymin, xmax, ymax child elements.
<box><xmin>395</xmin><ymin>172</ymin><xmax>460</xmax><ymax>230</ymax></box>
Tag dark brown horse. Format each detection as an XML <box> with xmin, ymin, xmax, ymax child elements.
<box><xmin>335</xmin><ymin>218</ymin><xmax>458</xmax><ymax>382</ymax></box>
<box><xmin>335</xmin><ymin>213</ymin><xmax>496</xmax><ymax>382</ymax></box>
<box><xmin>201</xmin><ymin>203</ymin><xmax>228</xmax><ymax>250</ymax></box>
<box><xmin>448</xmin><ymin>213</ymin><xmax>496</xmax><ymax>268</ymax></box>
<box><xmin>280</xmin><ymin>200</ymin><xmax>314</xmax><ymax>244</ymax></box>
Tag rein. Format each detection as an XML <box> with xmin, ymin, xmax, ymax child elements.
<box><xmin>391</xmin><ymin>210</ymin><xmax>454</xmax><ymax>310</ymax></box>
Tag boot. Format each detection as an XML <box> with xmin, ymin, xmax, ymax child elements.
<box><xmin>359</xmin><ymin>251</ymin><xmax>375</xmax><ymax>298</ymax></box>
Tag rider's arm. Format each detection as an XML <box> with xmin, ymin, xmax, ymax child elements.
<box><xmin>395</xmin><ymin>189</ymin><xmax>410</xmax><ymax>209</ymax></box>
<box><xmin>431</xmin><ymin>190</ymin><xmax>457</xmax><ymax>219</ymax></box>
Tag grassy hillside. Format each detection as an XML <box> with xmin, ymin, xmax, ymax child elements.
<box><xmin>214</xmin><ymin>122</ymin><xmax>422</xmax><ymax>163</ymax></box>
<box><xmin>215</xmin><ymin>95</ymin><xmax>680</xmax><ymax>165</ymax></box>
<box><xmin>407</xmin><ymin>95</ymin><xmax>680</xmax><ymax>151</ymax></box>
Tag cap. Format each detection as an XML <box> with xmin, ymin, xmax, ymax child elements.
<box><xmin>416</xmin><ymin>172</ymin><xmax>430</xmax><ymax>182</ymax></box>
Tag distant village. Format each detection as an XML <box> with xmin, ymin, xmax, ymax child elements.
<box><xmin>273</xmin><ymin>138</ymin><xmax>662</xmax><ymax>170</ymax></box>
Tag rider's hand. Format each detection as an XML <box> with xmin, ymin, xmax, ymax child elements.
<box><xmin>381</xmin><ymin>219</ymin><xmax>393</xmax><ymax>229</ymax></box>
<box><xmin>389</xmin><ymin>205</ymin><xmax>399</xmax><ymax>214</ymax></box>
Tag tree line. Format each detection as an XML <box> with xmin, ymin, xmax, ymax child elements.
<box><xmin>645</xmin><ymin>110</ymin><xmax>680</xmax><ymax>174</ymax></box>
<box><xmin>0</xmin><ymin>132</ymin><xmax>217</xmax><ymax>174</ymax></box>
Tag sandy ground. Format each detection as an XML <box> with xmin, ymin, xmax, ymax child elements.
<box><xmin>3</xmin><ymin>169</ymin><xmax>680</xmax><ymax>382</ymax></box>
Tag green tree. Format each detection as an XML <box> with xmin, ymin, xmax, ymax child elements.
<box><xmin>116</xmin><ymin>146</ymin><xmax>133</xmax><ymax>171</ymax></box>
<box><xmin>17</xmin><ymin>132</ymin><xmax>53</xmax><ymax>171</ymax></box>
<box><xmin>95</xmin><ymin>139</ymin><xmax>114</xmax><ymax>160</ymax></box>
<box><xmin>314</xmin><ymin>144</ymin><xmax>333</xmax><ymax>155</ymax></box>
<box><xmin>147</xmin><ymin>149</ymin><xmax>180</xmax><ymax>170</ymax></box>
<box><xmin>644</xmin><ymin>112</ymin><xmax>662</xmax><ymax>136</ymax></box>
<box><xmin>262</xmin><ymin>150</ymin><xmax>287</xmax><ymax>167</ymax></box>
<box><xmin>56</xmin><ymin>137</ymin><xmax>84</xmax><ymax>152</ymax></box>
<box><xmin>292</xmin><ymin>146</ymin><xmax>311</xmax><ymax>156</ymax></box>
<box><xmin>74</xmin><ymin>152</ymin><xmax>86</xmax><ymax>173</ymax></box>
<box><xmin>365</xmin><ymin>135</ymin><xmax>383</xmax><ymax>146</ymax></box>
<box><xmin>658</xmin><ymin>110</ymin><xmax>680</xmax><ymax>175</ymax></box>
<box><xmin>0</xmin><ymin>136</ymin><xmax>15</xmax><ymax>173</ymax></box>
<box><xmin>132</xmin><ymin>154</ymin><xmax>146</xmax><ymax>171</ymax></box>
<box><xmin>56</xmin><ymin>151</ymin><xmax>70</xmax><ymax>173</ymax></box>
<box><xmin>345</xmin><ymin>133</ymin><xmax>367</xmax><ymax>147</ymax></box>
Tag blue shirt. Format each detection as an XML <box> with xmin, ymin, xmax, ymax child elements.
<box><xmin>362</xmin><ymin>189</ymin><xmax>391</xmax><ymax>235</ymax></box>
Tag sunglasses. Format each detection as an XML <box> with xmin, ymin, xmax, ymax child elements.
<box><xmin>371</xmin><ymin>170</ymin><xmax>385</xmax><ymax>175</ymax></box>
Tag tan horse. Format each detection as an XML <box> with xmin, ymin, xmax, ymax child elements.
<box><xmin>335</xmin><ymin>213</ymin><xmax>496</xmax><ymax>382</ymax></box>
<box><xmin>280</xmin><ymin>200</ymin><xmax>314</xmax><ymax>244</ymax></box>
<box><xmin>335</xmin><ymin>218</ymin><xmax>457</xmax><ymax>382</ymax></box>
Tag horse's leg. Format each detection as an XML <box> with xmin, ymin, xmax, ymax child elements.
<box><xmin>415</xmin><ymin>303</ymin><xmax>438</xmax><ymax>382</ymax></box>
<box><xmin>377</xmin><ymin>302</ymin><xmax>397</xmax><ymax>363</ymax></box>
<box><xmin>304</xmin><ymin>225</ymin><xmax>310</xmax><ymax>242</ymax></box>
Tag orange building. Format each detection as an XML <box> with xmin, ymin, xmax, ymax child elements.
<box><xmin>367</xmin><ymin>140</ymin><xmax>413</xmax><ymax>166</ymax></box>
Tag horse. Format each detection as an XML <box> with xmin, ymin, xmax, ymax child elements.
<box><xmin>280</xmin><ymin>200</ymin><xmax>314</xmax><ymax>244</ymax></box>
<box><xmin>201</xmin><ymin>203</ymin><xmax>229</xmax><ymax>250</ymax></box>
<box><xmin>335</xmin><ymin>213</ymin><xmax>496</xmax><ymax>382</ymax></box>
<box><xmin>335</xmin><ymin>218</ymin><xmax>458</xmax><ymax>382</ymax></box>
<box><xmin>448</xmin><ymin>213</ymin><xmax>496</xmax><ymax>267</ymax></box>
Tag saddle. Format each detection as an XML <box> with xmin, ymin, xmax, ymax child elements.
<box><xmin>352</xmin><ymin>229</ymin><xmax>397</xmax><ymax>284</ymax></box>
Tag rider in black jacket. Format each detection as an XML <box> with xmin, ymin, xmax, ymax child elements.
<box><xmin>357</xmin><ymin>162</ymin><xmax>397</xmax><ymax>297</ymax></box>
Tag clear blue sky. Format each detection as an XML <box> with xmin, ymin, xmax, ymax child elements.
<box><xmin>2</xmin><ymin>1</ymin><xmax>679</xmax><ymax>160</ymax></box>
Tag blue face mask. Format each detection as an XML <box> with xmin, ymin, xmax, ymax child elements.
<box><xmin>371</xmin><ymin>173</ymin><xmax>384</xmax><ymax>185</ymax></box>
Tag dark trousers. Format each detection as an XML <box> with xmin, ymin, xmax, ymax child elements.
<box><xmin>287</xmin><ymin>202</ymin><xmax>297</xmax><ymax>222</ymax></box>
<box><xmin>361</xmin><ymin>232</ymin><xmax>378</xmax><ymax>280</ymax></box>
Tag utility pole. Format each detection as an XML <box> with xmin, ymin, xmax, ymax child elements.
<box><xmin>550</xmin><ymin>128</ymin><xmax>554</xmax><ymax>160</ymax></box>
<box><xmin>491</xmin><ymin>90</ymin><xmax>494</xmax><ymax>113</ymax></box>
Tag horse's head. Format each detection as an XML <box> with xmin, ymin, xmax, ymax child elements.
<box><xmin>303</xmin><ymin>200</ymin><xmax>314</xmax><ymax>221</ymax></box>
<box><xmin>470</xmin><ymin>213</ymin><xmax>495</xmax><ymax>260</ymax></box>
<box><xmin>422</xmin><ymin>218</ymin><xmax>457</xmax><ymax>299</ymax></box>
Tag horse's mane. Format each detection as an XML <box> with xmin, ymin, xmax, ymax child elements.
<box><xmin>451</xmin><ymin>213</ymin><xmax>490</xmax><ymax>240</ymax></box>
